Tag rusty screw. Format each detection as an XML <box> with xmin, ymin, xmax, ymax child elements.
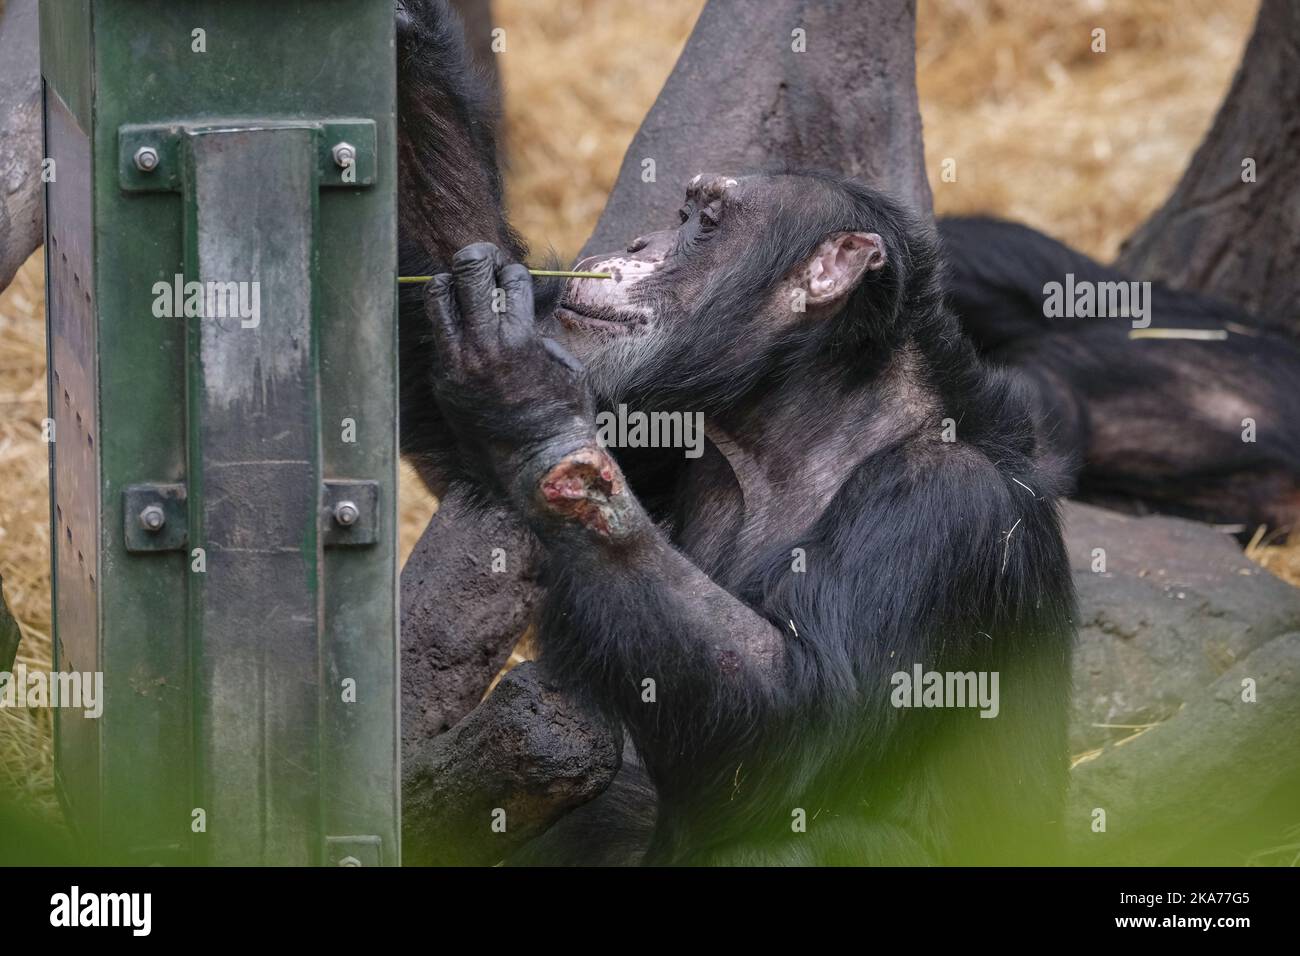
<box><xmin>133</xmin><ymin>146</ymin><xmax>160</xmax><ymax>173</ymax></box>
<box><xmin>139</xmin><ymin>504</ymin><xmax>166</xmax><ymax>532</ymax></box>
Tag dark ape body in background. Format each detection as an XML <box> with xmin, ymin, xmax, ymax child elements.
<box><xmin>939</xmin><ymin>218</ymin><xmax>1300</xmax><ymax>534</ymax></box>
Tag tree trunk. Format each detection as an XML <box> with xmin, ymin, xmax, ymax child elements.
<box><xmin>401</xmin><ymin>662</ymin><xmax>622</xmax><ymax>865</ymax></box>
<box><xmin>0</xmin><ymin>0</ymin><xmax>43</xmax><ymax>294</ymax></box>
<box><xmin>400</xmin><ymin>487</ymin><xmax>542</xmax><ymax>765</ymax></box>
<box><xmin>583</xmin><ymin>0</ymin><xmax>931</xmax><ymax>257</ymax></box>
<box><xmin>1116</xmin><ymin>0</ymin><xmax>1300</xmax><ymax>336</ymax></box>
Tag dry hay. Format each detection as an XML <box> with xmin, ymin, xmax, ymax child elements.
<box><xmin>0</xmin><ymin>258</ymin><xmax>54</xmax><ymax>809</ymax></box>
<box><xmin>0</xmin><ymin>0</ymin><xmax>1286</xmax><ymax>819</ymax></box>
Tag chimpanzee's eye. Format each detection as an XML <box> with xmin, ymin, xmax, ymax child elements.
<box><xmin>699</xmin><ymin>202</ymin><xmax>721</xmax><ymax>230</ymax></box>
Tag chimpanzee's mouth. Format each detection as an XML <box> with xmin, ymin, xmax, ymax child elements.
<box><xmin>555</xmin><ymin>299</ymin><xmax>646</xmax><ymax>333</ymax></box>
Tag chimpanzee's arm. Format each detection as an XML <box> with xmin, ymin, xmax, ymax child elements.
<box><xmin>525</xmin><ymin>443</ymin><xmax>788</xmax><ymax>676</ymax></box>
<box><xmin>396</xmin><ymin>0</ymin><xmax>520</xmax><ymax>269</ymax></box>
<box><xmin>424</xmin><ymin>246</ymin><xmax>790</xmax><ymax>724</ymax></box>
<box><xmin>396</xmin><ymin>0</ymin><xmax>539</xmax><ymax>498</ymax></box>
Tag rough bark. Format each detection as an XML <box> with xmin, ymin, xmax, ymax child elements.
<box><xmin>400</xmin><ymin>487</ymin><xmax>542</xmax><ymax>766</ymax></box>
<box><xmin>401</xmin><ymin>663</ymin><xmax>621</xmax><ymax>866</ymax></box>
<box><xmin>582</xmin><ymin>0</ymin><xmax>932</xmax><ymax>258</ymax></box>
<box><xmin>0</xmin><ymin>0</ymin><xmax>43</xmax><ymax>293</ymax></box>
<box><xmin>1116</xmin><ymin>0</ymin><xmax>1300</xmax><ymax>336</ymax></box>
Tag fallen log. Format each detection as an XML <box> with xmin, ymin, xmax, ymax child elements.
<box><xmin>401</xmin><ymin>662</ymin><xmax>622</xmax><ymax>866</ymax></box>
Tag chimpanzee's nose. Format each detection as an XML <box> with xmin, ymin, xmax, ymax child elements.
<box><xmin>626</xmin><ymin>236</ymin><xmax>649</xmax><ymax>253</ymax></box>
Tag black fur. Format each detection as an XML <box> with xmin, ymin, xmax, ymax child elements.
<box><xmin>940</xmin><ymin>217</ymin><xmax>1300</xmax><ymax>531</ymax></box>
<box><xmin>529</xmin><ymin>181</ymin><xmax>1075</xmax><ymax>864</ymax></box>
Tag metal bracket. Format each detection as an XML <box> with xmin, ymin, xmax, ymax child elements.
<box><xmin>325</xmin><ymin>834</ymin><xmax>383</xmax><ymax>867</ymax></box>
<box><xmin>118</xmin><ymin>119</ymin><xmax>378</xmax><ymax>193</ymax></box>
<box><xmin>125</xmin><ymin>480</ymin><xmax>379</xmax><ymax>551</ymax></box>
<box><xmin>123</xmin><ymin>483</ymin><xmax>188</xmax><ymax>552</ymax></box>
<box><xmin>322</xmin><ymin>480</ymin><xmax>380</xmax><ymax>547</ymax></box>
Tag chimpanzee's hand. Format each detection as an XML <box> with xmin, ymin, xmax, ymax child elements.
<box><xmin>425</xmin><ymin>243</ymin><xmax>598</xmax><ymax>501</ymax></box>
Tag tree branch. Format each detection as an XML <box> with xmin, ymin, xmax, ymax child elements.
<box><xmin>400</xmin><ymin>487</ymin><xmax>543</xmax><ymax>765</ymax></box>
<box><xmin>582</xmin><ymin>0</ymin><xmax>931</xmax><ymax>258</ymax></box>
<box><xmin>0</xmin><ymin>0</ymin><xmax>42</xmax><ymax>293</ymax></box>
<box><xmin>1116</xmin><ymin>0</ymin><xmax>1300</xmax><ymax>335</ymax></box>
<box><xmin>401</xmin><ymin>662</ymin><xmax>622</xmax><ymax>865</ymax></box>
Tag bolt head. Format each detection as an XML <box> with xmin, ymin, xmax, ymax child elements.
<box><xmin>331</xmin><ymin>142</ymin><xmax>357</xmax><ymax>169</ymax></box>
<box><xmin>333</xmin><ymin>501</ymin><xmax>360</xmax><ymax>527</ymax></box>
<box><xmin>139</xmin><ymin>504</ymin><xmax>166</xmax><ymax>532</ymax></box>
<box><xmin>133</xmin><ymin>146</ymin><xmax>160</xmax><ymax>172</ymax></box>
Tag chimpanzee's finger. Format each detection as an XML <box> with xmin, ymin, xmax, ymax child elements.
<box><xmin>425</xmin><ymin>272</ymin><xmax>461</xmax><ymax>360</ymax></box>
<box><xmin>541</xmin><ymin>336</ymin><xmax>586</xmax><ymax>377</ymax></box>
<box><xmin>496</xmin><ymin>262</ymin><xmax>535</xmax><ymax>345</ymax></box>
<box><xmin>451</xmin><ymin>242</ymin><xmax>508</xmax><ymax>337</ymax></box>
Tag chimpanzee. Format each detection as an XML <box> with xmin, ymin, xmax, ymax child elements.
<box><xmin>938</xmin><ymin>217</ymin><xmax>1300</xmax><ymax>535</ymax></box>
<box><xmin>416</xmin><ymin>169</ymin><xmax>1076</xmax><ymax>865</ymax></box>
<box><xmin>394</xmin><ymin>0</ymin><xmax>1076</xmax><ymax>866</ymax></box>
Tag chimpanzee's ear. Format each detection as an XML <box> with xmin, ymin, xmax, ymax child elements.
<box><xmin>802</xmin><ymin>231</ymin><xmax>887</xmax><ymax>306</ymax></box>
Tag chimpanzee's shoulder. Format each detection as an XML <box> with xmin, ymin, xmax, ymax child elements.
<box><xmin>810</xmin><ymin>433</ymin><xmax>1071</xmax><ymax>644</ymax></box>
<box><xmin>811</xmin><ymin>414</ymin><xmax>1066</xmax><ymax>602</ymax></box>
<box><xmin>900</xmin><ymin>435</ymin><xmax>1060</xmax><ymax>525</ymax></box>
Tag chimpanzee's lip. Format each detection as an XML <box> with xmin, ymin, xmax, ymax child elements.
<box><xmin>555</xmin><ymin>300</ymin><xmax>644</xmax><ymax>332</ymax></box>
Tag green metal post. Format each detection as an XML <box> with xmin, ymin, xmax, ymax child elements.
<box><xmin>42</xmin><ymin>0</ymin><xmax>399</xmax><ymax>865</ymax></box>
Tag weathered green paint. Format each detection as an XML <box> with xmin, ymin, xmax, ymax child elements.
<box><xmin>43</xmin><ymin>0</ymin><xmax>399</xmax><ymax>865</ymax></box>
<box><xmin>37</xmin><ymin>0</ymin><xmax>92</xmax><ymax>133</ymax></box>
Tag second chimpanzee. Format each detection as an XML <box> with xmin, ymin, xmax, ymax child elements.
<box><xmin>939</xmin><ymin>217</ymin><xmax>1300</xmax><ymax>535</ymax></box>
<box><xmin>420</xmin><ymin>171</ymin><xmax>1076</xmax><ymax>865</ymax></box>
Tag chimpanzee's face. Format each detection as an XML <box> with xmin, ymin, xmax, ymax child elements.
<box><xmin>553</xmin><ymin>173</ymin><xmax>749</xmax><ymax>345</ymax></box>
<box><xmin>549</xmin><ymin>173</ymin><xmax>886</xmax><ymax>398</ymax></box>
